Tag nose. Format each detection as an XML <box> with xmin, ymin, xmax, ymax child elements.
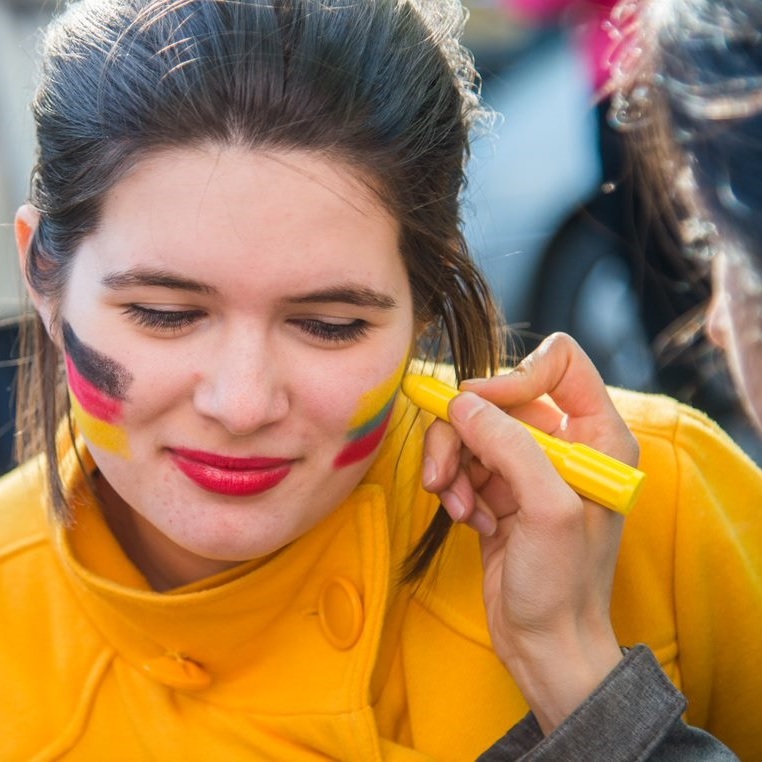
<box><xmin>705</xmin><ymin>291</ymin><xmax>730</xmax><ymax>351</ymax></box>
<box><xmin>193</xmin><ymin>330</ymin><xmax>289</xmax><ymax>435</ymax></box>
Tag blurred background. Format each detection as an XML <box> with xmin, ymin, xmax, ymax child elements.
<box><xmin>0</xmin><ymin>0</ymin><xmax>46</xmax><ymax>474</ymax></box>
<box><xmin>1</xmin><ymin>0</ymin><xmax>760</xmax><ymax>475</ymax></box>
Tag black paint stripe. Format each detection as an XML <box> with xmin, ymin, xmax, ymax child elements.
<box><xmin>62</xmin><ymin>321</ymin><xmax>133</xmax><ymax>401</ymax></box>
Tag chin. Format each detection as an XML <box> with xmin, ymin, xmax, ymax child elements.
<box><xmin>733</xmin><ymin>368</ymin><xmax>762</xmax><ymax>433</ymax></box>
<box><xmin>180</xmin><ymin>510</ymin><xmax>313</xmax><ymax>559</ymax></box>
<box><xmin>177</xmin><ymin>532</ymin><xmax>289</xmax><ymax>564</ymax></box>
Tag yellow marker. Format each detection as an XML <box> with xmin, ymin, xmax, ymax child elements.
<box><xmin>402</xmin><ymin>374</ymin><xmax>645</xmax><ymax>516</ymax></box>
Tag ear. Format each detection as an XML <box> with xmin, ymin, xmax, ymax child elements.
<box><xmin>15</xmin><ymin>203</ymin><xmax>36</xmax><ymax>259</ymax></box>
<box><xmin>15</xmin><ymin>204</ymin><xmax>55</xmax><ymax>337</ymax></box>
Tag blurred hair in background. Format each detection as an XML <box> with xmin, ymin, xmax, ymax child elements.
<box><xmin>467</xmin><ymin>0</ymin><xmax>762</xmax><ymax>462</ymax></box>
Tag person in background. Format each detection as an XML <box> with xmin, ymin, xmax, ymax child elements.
<box><xmin>471</xmin><ymin>0</ymin><xmax>762</xmax><ymax>756</ymax></box>
<box><xmin>610</xmin><ymin>0</ymin><xmax>762</xmax><ymax>436</ymax></box>
<box><xmin>1</xmin><ymin>0</ymin><xmax>760</xmax><ymax>759</ymax></box>
<box><xmin>502</xmin><ymin>0</ymin><xmax>720</xmax><ymax>421</ymax></box>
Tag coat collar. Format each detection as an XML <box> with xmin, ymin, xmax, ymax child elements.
<box><xmin>51</xmin><ymin>395</ymin><xmax>431</xmax><ymax>707</ymax></box>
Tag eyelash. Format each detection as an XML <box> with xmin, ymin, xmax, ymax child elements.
<box><xmin>124</xmin><ymin>306</ymin><xmax>369</xmax><ymax>343</ymax></box>
<box><xmin>123</xmin><ymin>305</ymin><xmax>204</xmax><ymax>332</ymax></box>
<box><xmin>295</xmin><ymin>318</ymin><xmax>369</xmax><ymax>343</ymax></box>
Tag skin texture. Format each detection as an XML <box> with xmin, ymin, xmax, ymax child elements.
<box><xmin>422</xmin><ymin>333</ymin><xmax>638</xmax><ymax>732</ymax></box>
<box><xmin>706</xmin><ymin>249</ymin><xmax>762</xmax><ymax>433</ymax></box>
<box><xmin>20</xmin><ymin>145</ymin><xmax>414</xmax><ymax>591</ymax></box>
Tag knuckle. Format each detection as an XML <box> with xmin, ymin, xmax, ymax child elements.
<box><xmin>510</xmin><ymin>357</ymin><xmax>530</xmax><ymax>376</ymax></box>
<box><xmin>551</xmin><ymin>492</ymin><xmax>586</xmax><ymax>529</ymax></box>
<box><xmin>544</xmin><ymin>331</ymin><xmax>577</xmax><ymax>351</ymax></box>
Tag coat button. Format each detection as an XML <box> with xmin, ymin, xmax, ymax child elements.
<box><xmin>317</xmin><ymin>577</ymin><xmax>364</xmax><ymax>650</ymax></box>
<box><xmin>142</xmin><ymin>654</ymin><xmax>212</xmax><ymax>691</ymax></box>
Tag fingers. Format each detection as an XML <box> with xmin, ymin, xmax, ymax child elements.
<box><xmin>461</xmin><ymin>333</ymin><xmax>639</xmax><ymax>465</ymax></box>
<box><xmin>422</xmin><ymin>418</ymin><xmax>462</xmax><ymax>492</ymax></box>
<box><xmin>422</xmin><ymin>416</ymin><xmax>499</xmax><ymax>534</ymax></box>
<box><xmin>418</xmin><ymin>332</ymin><xmax>639</xmax><ymax>534</ymax></box>
<box><xmin>462</xmin><ymin>333</ymin><xmax>610</xmax><ymax>420</ymax></box>
<box><xmin>448</xmin><ymin>391</ymin><xmax>572</xmax><ymax>522</ymax></box>
<box><xmin>414</xmin><ymin>344</ymin><xmax>629</xmax><ymax>716</ymax></box>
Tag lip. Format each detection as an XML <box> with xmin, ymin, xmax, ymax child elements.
<box><xmin>169</xmin><ymin>448</ymin><xmax>292</xmax><ymax>497</ymax></box>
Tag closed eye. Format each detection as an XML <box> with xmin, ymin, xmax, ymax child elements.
<box><xmin>293</xmin><ymin>318</ymin><xmax>369</xmax><ymax>343</ymax></box>
<box><xmin>123</xmin><ymin>305</ymin><xmax>206</xmax><ymax>333</ymax></box>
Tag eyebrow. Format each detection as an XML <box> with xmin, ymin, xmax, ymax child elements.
<box><xmin>101</xmin><ymin>269</ymin><xmax>397</xmax><ymax>309</ymax></box>
<box><xmin>101</xmin><ymin>268</ymin><xmax>217</xmax><ymax>295</ymax></box>
<box><xmin>286</xmin><ymin>286</ymin><xmax>398</xmax><ymax>310</ymax></box>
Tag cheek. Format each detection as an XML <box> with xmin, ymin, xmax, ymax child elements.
<box><xmin>115</xmin><ymin>355</ymin><xmax>199</xmax><ymax>433</ymax></box>
<box><xmin>719</xmin><ymin>257</ymin><xmax>762</xmax><ymax>427</ymax></box>
<box><xmin>63</xmin><ymin>322</ymin><xmax>134</xmax><ymax>458</ymax></box>
<box><xmin>332</xmin><ymin>357</ymin><xmax>407</xmax><ymax>469</ymax></box>
<box><xmin>727</xmin><ymin>298</ymin><xmax>762</xmax><ymax>412</ymax></box>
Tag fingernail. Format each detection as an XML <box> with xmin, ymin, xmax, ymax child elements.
<box><xmin>422</xmin><ymin>456</ymin><xmax>437</xmax><ymax>489</ymax></box>
<box><xmin>441</xmin><ymin>490</ymin><xmax>466</xmax><ymax>522</ymax></box>
<box><xmin>471</xmin><ymin>509</ymin><xmax>497</xmax><ymax>537</ymax></box>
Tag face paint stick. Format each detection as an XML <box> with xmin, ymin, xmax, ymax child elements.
<box><xmin>402</xmin><ymin>374</ymin><xmax>645</xmax><ymax>516</ymax></box>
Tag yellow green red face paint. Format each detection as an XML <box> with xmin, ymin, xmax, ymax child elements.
<box><xmin>333</xmin><ymin>358</ymin><xmax>407</xmax><ymax>468</ymax></box>
<box><xmin>63</xmin><ymin>321</ymin><xmax>133</xmax><ymax>457</ymax></box>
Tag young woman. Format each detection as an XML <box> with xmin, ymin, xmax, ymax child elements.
<box><xmin>1</xmin><ymin>0</ymin><xmax>760</xmax><ymax>759</ymax></box>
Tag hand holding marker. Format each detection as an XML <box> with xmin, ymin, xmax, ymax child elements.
<box><xmin>402</xmin><ymin>375</ymin><xmax>646</xmax><ymax>516</ymax></box>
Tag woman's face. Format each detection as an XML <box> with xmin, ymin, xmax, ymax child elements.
<box><xmin>48</xmin><ymin>146</ymin><xmax>415</xmax><ymax>588</ymax></box>
<box><xmin>706</xmin><ymin>248</ymin><xmax>762</xmax><ymax>433</ymax></box>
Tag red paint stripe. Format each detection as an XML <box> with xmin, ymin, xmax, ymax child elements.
<box><xmin>66</xmin><ymin>354</ymin><xmax>123</xmax><ymax>423</ymax></box>
<box><xmin>333</xmin><ymin>407</ymin><xmax>393</xmax><ymax>468</ymax></box>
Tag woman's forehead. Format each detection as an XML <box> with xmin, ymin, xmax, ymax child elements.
<box><xmin>68</xmin><ymin>146</ymin><xmax>407</xmax><ymax>297</ymax></box>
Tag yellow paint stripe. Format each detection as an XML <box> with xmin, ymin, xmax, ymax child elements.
<box><xmin>348</xmin><ymin>357</ymin><xmax>407</xmax><ymax>429</ymax></box>
<box><xmin>69</xmin><ymin>393</ymin><xmax>131</xmax><ymax>458</ymax></box>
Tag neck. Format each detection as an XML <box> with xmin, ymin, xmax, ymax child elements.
<box><xmin>95</xmin><ymin>473</ymin><xmax>241</xmax><ymax>591</ymax></box>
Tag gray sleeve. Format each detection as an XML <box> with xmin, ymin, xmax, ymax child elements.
<box><xmin>475</xmin><ymin>644</ymin><xmax>739</xmax><ymax>762</ymax></box>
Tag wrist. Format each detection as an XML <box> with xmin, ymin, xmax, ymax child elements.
<box><xmin>503</xmin><ymin>627</ymin><xmax>624</xmax><ymax>735</ymax></box>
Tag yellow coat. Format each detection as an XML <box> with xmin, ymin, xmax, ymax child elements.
<box><xmin>1</xmin><ymin>388</ymin><xmax>761</xmax><ymax>761</ymax></box>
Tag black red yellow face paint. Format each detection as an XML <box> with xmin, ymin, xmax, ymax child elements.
<box><xmin>63</xmin><ymin>321</ymin><xmax>133</xmax><ymax>457</ymax></box>
<box><xmin>333</xmin><ymin>359</ymin><xmax>406</xmax><ymax>468</ymax></box>
<box><xmin>64</xmin><ymin>319</ymin><xmax>404</xmax><ymax>467</ymax></box>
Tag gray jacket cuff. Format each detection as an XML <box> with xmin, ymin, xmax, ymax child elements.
<box><xmin>476</xmin><ymin>644</ymin><xmax>738</xmax><ymax>761</ymax></box>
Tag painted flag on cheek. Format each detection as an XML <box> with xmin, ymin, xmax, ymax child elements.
<box><xmin>63</xmin><ymin>321</ymin><xmax>133</xmax><ymax>458</ymax></box>
<box><xmin>333</xmin><ymin>360</ymin><xmax>406</xmax><ymax>468</ymax></box>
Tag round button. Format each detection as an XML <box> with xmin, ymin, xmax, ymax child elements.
<box><xmin>142</xmin><ymin>654</ymin><xmax>212</xmax><ymax>691</ymax></box>
<box><xmin>317</xmin><ymin>577</ymin><xmax>364</xmax><ymax>650</ymax></box>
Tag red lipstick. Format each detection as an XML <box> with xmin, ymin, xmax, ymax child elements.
<box><xmin>170</xmin><ymin>448</ymin><xmax>291</xmax><ymax>496</ymax></box>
